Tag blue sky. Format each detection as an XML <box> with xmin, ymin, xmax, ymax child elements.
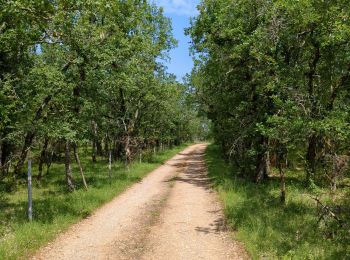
<box><xmin>154</xmin><ymin>0</ymin><xmax>200</xmax><ymax>81</ymax></box>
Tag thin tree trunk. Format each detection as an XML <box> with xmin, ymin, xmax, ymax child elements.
<box><xmin>306</xmin><ymin>134</ymin><xmax>317</xmax><ymax>183</ymax></box>
<box><xmin>14</xmin><ymin>133</ymin><xmax>35</xmax><ymax>176</ymax></box>
<box><xmin>5</xmin><ymin>160</ymin><xmax>10</xmax><ymax>177</ymax></box>
<box><xmin>46</xmin><ymin>150</ymin><xmax>54</xmax><ymax>175</ymax></box>
<box><xmin>92</xmin><ymin>121</ymin><xmax>98</xmax><ymax>162</ymax></box>
<box><xmin>15</xmin><ymin>91</ymin><xmax>58</xmax><ymax>176</ymax></box>
<box><xmin>96</xmin><ymin>140</ymin><xmax>103</xmax><ymax>156</ymax></box>
<box><xmin>92</xmin><ymin>141</ymin><xmax>97</xmax><ymax>163</ymax></box>
<box><xmin>331</xmin><ymin>156</ymin><xmax>338</xmax><ymax>192</ymax></box>
<box><xmin>108</xmin><ymin>150</ymin><xmax>112</xmax><ymax>183</ymax></box>
<box><xmin>305</xmin><ymin>40</ymin><xmax>321</xmax><ymax>184</ymax></box>
<box><xmin>0</xmin><ymin>139</ymin><xmax>2</xmax><ymax>178</ymax></box>
<box><xmin>276</xmin><ymin>144</ymin><xmax>287</xmax><ymax>204</ymax></box>
<box><xmin>104</xmin><ymin>136</ymin><xmax>109</xmax><ymax>156</ymax></box>
<box><xmin>65</xmin><ymin>141</ymin><xmax>75</xmax><ymax>192</ymax></box>
<box><xmin>73</xmin><ymin>144</ymin><xmax>88</xmax><ymax>190</ymax></box>
<box><xmin>255</xmin><ymin>137</ymin><xmax>269</xmax><ymax>183</ymax></box>
<box><xmin>113</xmin><ymin>139</ymin><xmax>118</xmax><ymax>160</ymax></box>
<box><xmin>125</xmin><ymin>135</ymin><xmax>131</xmax><ymax>164</ymax></box>
<box><xmin>1</xmin><ymin>139</ymin><xmax>11</xmax><ymax>176</ymax></box>
<box><xmin>279</xmin><ymin>163</ymin><xmax>286</xmax><ymax>204</ymax></box>
<box><xmin>37</xmin><ymin>138</ymin><xmax>49</xmax><ymax>181</ymax></box>
<box><xmin>255</xmin><ymin>155</ymin><xmax>268</xmax><ymax>182</ymax></box>
<box><xmin>266</xmin><ymin>150</ymin><xmax>271</xmax><ymax>175</ymax></box>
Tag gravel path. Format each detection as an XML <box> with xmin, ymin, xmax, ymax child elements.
<box><xmin>32</xmin><ymin>144</ymin><xmax>248</xmax><ymax>260</ymax></box>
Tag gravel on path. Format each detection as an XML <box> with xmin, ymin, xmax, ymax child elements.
<box><xmin>32</xmin><ymin>144</ymin><xmax>248</xmax><ymax>260</ymax></box>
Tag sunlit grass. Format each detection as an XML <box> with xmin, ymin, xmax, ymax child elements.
<box><xmin>205</xmin><ymin>144</ymin><xmax>350</xmax><ymax>259</ymax></box>
<box><xmin>0</xmin><ymin>144</ymin><xmax>189</xmax><ymax>260</ymax></box>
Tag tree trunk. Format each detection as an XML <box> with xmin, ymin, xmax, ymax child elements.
<box><xmin>306</xmin><ymin>134</ymin><xmax>317</xmax><ymax>183</ymax></box>
<box><xmin>104</xmin><ymin>136</ymin><xmax>110</xmax><ymax>156</ymax></box>
<box><xmin>125</xmin><ymin>135</ymin><xmax>131</xmax><ymax>164</ymax></box>
<box><xmin>255</xmin><ymin>137</ymin><xmax>269</xmax><ymax>183</ymax></box>
<box><xmin>73</xmin><ymin>144</ymin><xmax>88</xmax><ymax>190</ymax></box>
<box><xmin>92</xmin><ymin>141</ymin><xmax>97</xmax><ymax>163</ymax></box>
<box><xmin>305</xmin><ymin>40</ymin><xmax>321</xmax><ymax>184</ymax></box>
<box><xmin>46</xmin><ymin>150</ymin><xmax>54</xmax><ymax>175</ymax></box>
<box><xmin>14</xmin><ymin>132</ymin><xmax>35</xmax><ymax>176</ymax></box>
<box><xmin>0</xmin><ymin>139</ymin><xmax>3</xmax><ymax>178</ymax></box>
<box><xmin>113</xmin><ymin>139</ymin><xmax>122</xmax><ymax>161</ymax></box>
<box><xmin>108</xmin><ymin>150</ymin><xmax>112</xmax><ymax>182</ymax></box>
<box><xmin>255</xmin><ymin>155</ymin><xmax>269</xmax><ymax>182</ymax></box>
<box><xmin>279</xmin><ymin>163</ymin><xmax>286</xmax><ymax>204</ymax></box>
<box><xmin>1</xmin><ymin>139</ymin><xmax>11</xmax><ymax>176</ymax></box>
<box><xmin>331</xmin><ymin>155</ymin><xmax>338</xmax><ymax>192</ymax></box>
<box><xmin>276</xmin><ymin>144</ymin><xmax>288</xmax><ymax>203</ymax></box>
<box><xmin>15</xmin><ymin>91</ymin><xmax>57</xmax><ymax>176</ymax></box>
<box><xmin>37</xmin><ymin>138</ymin><xmax>49</xmax><ymax>181</ymax></box>
<box><xmin>5</xmin><ymin>160</ymin><xmax>10</xmax><ymax>177</ymax></box>
<box><xmin>65</xmin><ymin>141</ymin><xmax>75</xmax><ymax>192</ymax></box>
<box><xmin>92</xmin><ymin>121</ymin><xmax>98</xmax><ymax>162</ymax></box>
<box><xmin>96</xmin><ymin>140</ymin><xmax>103</xmax><ymax>156</ymax></box>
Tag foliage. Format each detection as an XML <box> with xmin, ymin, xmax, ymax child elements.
<box><xmin>205</xmin><ymin>144</ymin><xmax>350</xmax><ymax>259</ymax></box>
<box><xmin>0</xmin><ymin>144</ymin><xmax>189</xmax><ymax>259</ymax></box>
<box><xmin>0</xmin><ymin>0</ymin><xmax>200</xmax><ymax>184</ymax></box>
<box><xmin>0</xmin><ymin>1</ymin><xmax>202</xmax><ymax>256</ymax></box>
<box><xmin>189</xmin><ymin>0</ymin><xmax>350</xmax><ymax>257</ymax></box>
<box><xmin>188</xmin><ymin>0</ymin><xmax>350</xmax><ymax>183</ymax></box>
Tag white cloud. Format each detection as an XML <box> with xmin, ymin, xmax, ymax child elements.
<box><xmin>154</xmin><ymin>0</ymin><xmax>199</xmax><ymax>17</ymax></box>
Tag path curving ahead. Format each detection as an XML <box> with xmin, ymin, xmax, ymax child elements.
<box><xmin>32</xmin><ymin>144</ymin><xmax>248</xmax><ymax>260</ymax></box>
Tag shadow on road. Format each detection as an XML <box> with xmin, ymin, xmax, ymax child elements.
<box><xmin>164</xmin><ymin>149</ymin><xmax>212</xmax><ymax>190</ymax></box>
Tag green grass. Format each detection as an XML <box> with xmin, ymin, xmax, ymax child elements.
<box><xmin>0</xmin><ymin>144</ymin><xmax>189</xmax><ymax>260</ymax></box>
<box><xmin>205</xmin><ymin>144</ymin><xmax>350</xmax><ymax>259</ymax></box>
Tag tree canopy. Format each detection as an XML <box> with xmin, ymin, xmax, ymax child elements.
<box><xmin>0</xmin><ymin>0</ymin><xmax>200</xmax><ymax>189</ymax></box>
<box><xmin>188</xmin><ymin>0</ymin><xmax>350</xmax><ymax>185</ymax></box>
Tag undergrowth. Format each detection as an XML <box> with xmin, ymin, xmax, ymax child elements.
<box><xmin>205</xmin><ymin>144</ymin><xmax>350</xmax><ymax>259</ymax></box>
<box><xmin>0</xmin><ymin>144</ymin><xmax>189</xmax><ymax>260</ymax></box>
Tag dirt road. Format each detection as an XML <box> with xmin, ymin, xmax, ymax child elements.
<box><xmin>33</xmin><ymin>144</ymin><xmax>247</xmax><ymax>260</ymax></box>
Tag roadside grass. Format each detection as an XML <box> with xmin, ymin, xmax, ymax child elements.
<box><xmin>205</xmin><ymin>144</ymin><xmax>350</xmax><ymax>259</ymax></box>
<box><xmin>0</xmin><ymin>144</ymin><xmax>189</xmax><ymax>260</ymax></box>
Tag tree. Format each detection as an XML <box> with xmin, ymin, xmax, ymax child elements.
<box><xmin>188</xmin><ymin>0</ymin><xmax>350</xmax><ymax>188</ymax></box>
<box><xmin>0</xmin><ymin>0</ymin><xmax>198</xmax><ymax>191</ymax></box>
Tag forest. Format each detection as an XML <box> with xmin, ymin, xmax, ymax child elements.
<box><xmin>1</xmin><ymin>0</ymin><xmax>350</xmax><ymax>259</ymax></box>
<box><xmin>188</xmin><ymin>0</ymin><xmax>350</xmax><ymax>258</ymax></box>
<box><xmin>0</xmin><ymin>0</ymin><xmax>202</xmax><ymax>188</ymax></box>
<box><xmin>0</xmin><ymin>1</ymin><xmax>205</xmax><ymax>258</ymax></box>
